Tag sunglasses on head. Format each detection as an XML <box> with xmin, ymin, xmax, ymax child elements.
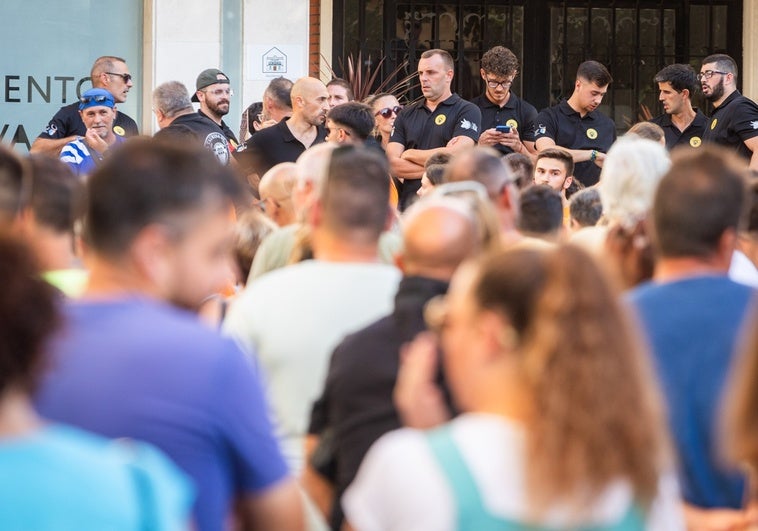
<box><xmin>375</xmin><ymin>106</ymin><xmax>402</xmax><ymax>119</ymax></box>
<box><xmin>80</xmin><ymin>95</ymin><xmax>110</xmax><ymax>105</ymax></box>
<box><xmin>106</xmin><ymin>72</ymin><xmax>133</xmax><ymax>83</ymax></box>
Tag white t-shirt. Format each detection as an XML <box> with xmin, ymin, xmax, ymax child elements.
<box><xmin>223</xmin><ymin>260</ymin><xmax>400</xmax><ymax>471</ymax></box>
<box><xmin>344</xmin><ymin>414</ymin><xmax>685</xmax><ymax>531</ymax></box>
<box><xmin>729</xmin><ymin>250</ymin><xmax>758</xmax><ymax>289</ymax></box>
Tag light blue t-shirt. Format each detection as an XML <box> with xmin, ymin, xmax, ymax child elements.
<box><xmin>0</xmin><ymin>424</ymin><xmax>192</xmax><ymax>530</ymax></box>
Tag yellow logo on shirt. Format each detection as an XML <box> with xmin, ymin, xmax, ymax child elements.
<box><xmin>710</xmin><ymin>119</ymin><xmax>718</xmax><ymax>130</ymax></box>
<box><xmin>506</xmin><ymin>119</ymin><xmax>518</xmax><ymax>129</ymax></box>
<box><xmin>586</xmin><ymin>128</ymin><xmax>598</xmax><ymax>140</ymax></box>
<box><xmin>113</xmin><ymin>126</ymin><xmax>126</xmax><ymax>136</ymax></box>
<box><xmin>690</xmin><ymin>137</ymin><xmax>702</xmax><ymax>148</ymax></box>
<box><xmin>435</xmin><ymin>114</ymin><xmax>446</xmax><ymax>125</ymax></box>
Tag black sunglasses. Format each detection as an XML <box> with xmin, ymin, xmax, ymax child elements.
<box><xmin>106</xmin><ymin>72</ymin><xmax>133</xmax><ymax>83</ymax></box>
<box><xmin>79</xmin><ymin>95</ymin><xmax>110</xmax><ymax>105</ymax></box>
<box><xmin>375</xmin><ymin>106</ymin><xmax>402</xmax><ymax>119</ymax></box>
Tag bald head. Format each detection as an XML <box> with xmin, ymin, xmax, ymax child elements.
<box><xmin>293</xmin><ymin>143</ymin><xmax>338</xmax><ymax>217</ymax></box>
<box><xmin>291</xmin><ymin>77</ymin><xmax>329</xmax><ymax>126</ymax></box>
<box><xmin>401</xmin><ymin>198</ymin><xmax>479</xmax><ymax>280</ymax></box>
<box><xmin>259</xmin><ymin>162</ymin><xmax>297</xmax><ymax>226</ymax></box>
<box><xmin>444</xmin><ymin>147</ymin><xmax>513</xmax><ymax>198</ymax></box>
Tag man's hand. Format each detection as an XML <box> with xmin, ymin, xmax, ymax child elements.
<box><xmin>84</xmin><ymin>128</ymin><xmax>109</xmax><ymax>154</ymax></box>
<box><xmin>394</xmin><ymin>332</ymin><xmax>451</xmax><ymax>429</ymax></box>
<box><xmin>478</xmin><ymin>128</ymin><xmax>524</xmax><ymax>152</ymax></box>
<box><xmin>683</xmin><ymin>502</ymin><xmax>750</xmax><ymax>531</ymax></box>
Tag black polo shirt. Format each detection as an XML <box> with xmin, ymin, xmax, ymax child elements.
<box><xmin>235</xmin><ymin>117</ymin><xmax>327</xmax><ymax>178</ymax></box>
<box><xmin>470</xmin><ymin>92</ymin><xmax>538</xmax><ymax>155</ymax></box>
<box><xmin>390</xmin><ymin>93</ymin><xmax>481</xmax><ymax>203</ymax></box>
<box><xmin>533</xmin><ymin>99</ymin><xmax>616</xmax><ymax>187</ymax></box>
<box><xmin>702</xmin><ymin>90</ymin><xmax>758</xmax><ymax>162</ymax></box>
<box><xmin>198</xmin><ymin>109</ymin><xmax>238</xmax><ymax>148</ymax></box>
<box><xmin>650</xmin><ymin>110</ymin><xmax>707</xmax><ymax>150</ymax></box>
<box><xmin>157</xmin><ymin>113</ymin><xmax>232</xmax><ymax>165</ymax></box>
<box><xmin>37</xmin><ymin>101</ymin><xmax>139</xmax><ymax>139</ymax></box>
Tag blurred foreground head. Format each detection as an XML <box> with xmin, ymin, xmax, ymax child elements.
<box><xmin>83</xmin><ymin>139</ymin><xmax>241</xmax><ymax>309</ymax></box>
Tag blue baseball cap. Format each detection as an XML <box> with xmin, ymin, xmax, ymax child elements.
<box><xmin>79</xmin><ymin>88</ymin><xmax>115</xmax><ymax>111</ymax></box>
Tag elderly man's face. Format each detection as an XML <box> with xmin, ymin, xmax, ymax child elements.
<box><xmin>80</xmin><ymin>106</ymin><xmax>116</xmax><ymax>140</ymax></box>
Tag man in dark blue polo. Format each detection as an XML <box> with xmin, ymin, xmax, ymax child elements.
<box><xmin>388</xmin><ymin>49</ymin><xmax>481</xmax><ymax>210</ymax></box>
<box><xmin>533</xmin><ymin>60</ymin><xmax>616</xmax><ymax>187</ymax></box>
<box><xmin>472</xmin><ymin>46</ymin><xmax>537</xmax><ymax>157</ymax></box>
<box><xmin>650</xmin><ymin>64</ymin><xmax>707</xmax><ymax>151</ymax></box>
<box><xmin>700</xmin><ymin>54</ymin><xmax>758</xmax><ymax>172</ymax></box>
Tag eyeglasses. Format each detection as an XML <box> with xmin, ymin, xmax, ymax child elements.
<box><xmin>204</xmin><ymin>87</ymin><xmax>233</xmax><ymax>97</ymax></box>
<box><xmin>80</xmin><ymin>95</ymin><xmax>110</xmax><ymax>105</ymax></box>
<box><xmin>697</xmin><ymin>70</ymin><xmax>728</xmax><ymax>81</ymax></box>
<box><xmin>106</xmin><ymin>72</ymin><xmax>133</xmax><ymax>83</ymax></box>
<box><xmin>486</xmin><ymin>77</ymin><xmax>515</xmax><ymax>89</ymax></box>
<box><xmin>375</xmin><ymin>106</ymin><xmax>402</xmax><ymax>119</ymax></box>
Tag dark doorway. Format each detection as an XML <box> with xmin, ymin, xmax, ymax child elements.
<box><xmin>332</xmin><ymin>0</ymin><xmax>743</xmax><ymax>131</ymax></box>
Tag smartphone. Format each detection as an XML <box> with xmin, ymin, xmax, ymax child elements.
<box><xmin>495</xmin><ymin>125</ymin><xmax>512</xmax><ymax>133</ymax></box>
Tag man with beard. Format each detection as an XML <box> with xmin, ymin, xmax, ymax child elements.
<box><xmin>59</xmin><ymin>88</ymin><xmax>125</xmax><ymax>176</ymax></box>
<box><xmin>700</xmin><ymin>54</ymin><xmax>758</xmax><ymax>171</ymax></box>
<box><xmin>236</xmin><ymin>77</ymin><xmax>329</xmax><ymax>195</ymax></box>
<box><xmin>192</xmin><ymin>68</ymin><xmax>238</xmax><ymax>148</ymax></box>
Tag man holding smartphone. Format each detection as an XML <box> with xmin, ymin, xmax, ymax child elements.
<box><xmin>472</xmin><ymin>46</ymin><xmax>538</xmax><ymax>156</ymax></box>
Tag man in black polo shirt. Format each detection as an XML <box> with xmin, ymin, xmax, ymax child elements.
<box><xmin>192</xmin><ymin>68</ymin><xmax>239</xmax><ymax>148</ymax></box>
<box><xmin>700</xmin><ymin>54</ymin><xmax>758</xmax><ymax>171</ymax></box>
<box><xmin>235</xmin><ymin>77</ymin><xmax>328</xmax><ymax>195</ymax></box>
<box><xmin>388</xmin><ymin>49</ymin><xmax>481</xmax><ymax>210</ymax></box>
<box><xmin>650</xmin><ymin>64</ymin><xmax>707</xmax><ymax>151</ymax></box>
<box><xmin>533</xmin><ymin>60</ymin><xmax>616</xmax><ymax>187</ymax></box>
<box><xmin>472</xmin><ymin>46</ymin><xmax>537</xmax><ymax>157</ymax></box>
<box><xmin>30</xmin><ymin>56</ymin><xmax>139</xmax><ymax>156</ymax></box>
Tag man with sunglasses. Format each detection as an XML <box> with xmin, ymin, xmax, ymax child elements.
<box><xmin>700</xmin><ymin>54</ymin><xmax>758</xmax><ymax>171</ymax></box>
<box><xmin>59</xmin><ymin>89</ymin><xmax>125</xmax><ymax>177</ymax></box>
<box><xmin>472</xmin><ymin>46</ymin><xmax>538</xmax><ymax>157</ymax></box>
<box><xmin>192</xmin><ymin>68</ymin><xmax>239</xmax><ymax>148</ymax></box>
<box><xmin>31</xmin><ymin>56</ymin><xmax>138</xmax><ymax>156</ymax></box>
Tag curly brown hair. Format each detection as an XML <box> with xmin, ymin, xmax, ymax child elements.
<box><xmin>480</xmin><ymin>46</ymin><xmax>519</xmax><ymax>78</ymax></box>
<box><xmin>0</xmin><ymin>232</ymin><xmax>60</xmax><ymax>394</ymax></box>
<box><xmin>473</xmin><ymin>245</ymin><xmax>668</xmax><ymax>512</ymax></box>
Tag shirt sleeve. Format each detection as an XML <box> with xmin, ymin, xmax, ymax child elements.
<box><xmin>731</xmin><ymin>99</ymin><xmax>758</xmax><ymax>141</ymax></box>
<box><xmin>211</xmin><ymin>338</ymin><xmax>291</xmax><ymax>492</ymax></box>
<box><xmin>519</xmin><ymin>103</ymin><xmax>539</xmax><ymax>142</ymax></box>
<box><xmin>37</xmin><ymin>106</ymin><xmax>75</xmax><ymax>139</ymax></box>
<box><xmin>532</xmin><ymin>108</ymin><xmax>557</xmax><ymax>143</ymax></box>
<box><xmin>389</xmin><ymin>112</ymin><xmax>408</xmax><ymax>147</ymax></box>
<box><xmin>451</xmin><ymin>103</ymin><xmax>482</xmax><ymax>142</ymax></box>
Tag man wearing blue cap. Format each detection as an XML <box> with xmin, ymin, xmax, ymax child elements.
<box><xmin>31</xmin><ymin>56</ymin><xmax>138</xmax><ymax>156</ymax></box>
<box><xmin>59</xmin><ymin>88</ymin><xmax>125</xmax><ymax>177</ymax></box>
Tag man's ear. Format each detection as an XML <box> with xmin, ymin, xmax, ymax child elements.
<box><xmin>131</xmin><ymin>224</ymin><xmax>174</xmax><ymax>291</ymax></box>
<box><xmin>308</xmin><ymin>197</ymin><xmax>324</xmax><ymax>228</ymax></box>
<box><xmin>480</xmin><ymin>68</ymin><xmax>487</xmax><ymax>81</ymax></box>
<box><xmin>563</xmin><ymin>175</ymin><xmax>573</xmax><ymax>191</ymax></box>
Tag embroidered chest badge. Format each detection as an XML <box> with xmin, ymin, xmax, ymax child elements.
<box><xmin>506</xmin><ymin>119</ymin><xmax>518</xmax><ymax>129</ymax></box>
<box><xmin>690</xmin><ymin>137</ymin><xmax>702</xmax><ymax>147</ymax></box>
<box><xmin>711</xmin><ymin>119</ymin><xmax>718</xmax><ymax>130</ymax></box>
<box><xmin>586</xmin><ymin>128</ymin><xmax>598</xmax><ymax>140</ymax></box>
<box><xmin>113</xmin><ymin>126</ymin><xmax>126</xmax><ymax>136</ymax></box>
<box><xmin>435</xmin><ymin>114</ymin><xmax>446</xmax><ymax>125</ymax></box>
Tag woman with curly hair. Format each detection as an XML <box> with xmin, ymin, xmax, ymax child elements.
<box><xmin>344</xmin><ymin>245</ymin><xmax>684</xmax><ymax>530</ymax></box>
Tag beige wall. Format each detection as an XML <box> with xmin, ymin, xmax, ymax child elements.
<box><xmin>744</xmin><ymin>0</ymin><xmax>758</xmax><ymax>100</ymax></box>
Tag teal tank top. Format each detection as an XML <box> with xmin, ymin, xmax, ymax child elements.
<box><xmin>425</xmin><ymin>426</ymin><xmax>646</xmax><ymax>531</ymax></box>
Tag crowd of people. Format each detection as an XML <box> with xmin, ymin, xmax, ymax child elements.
<box><xmin>2</xmin><ymin>46</ymin><xmax>758</xmax><ymax>530</ymax></box>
